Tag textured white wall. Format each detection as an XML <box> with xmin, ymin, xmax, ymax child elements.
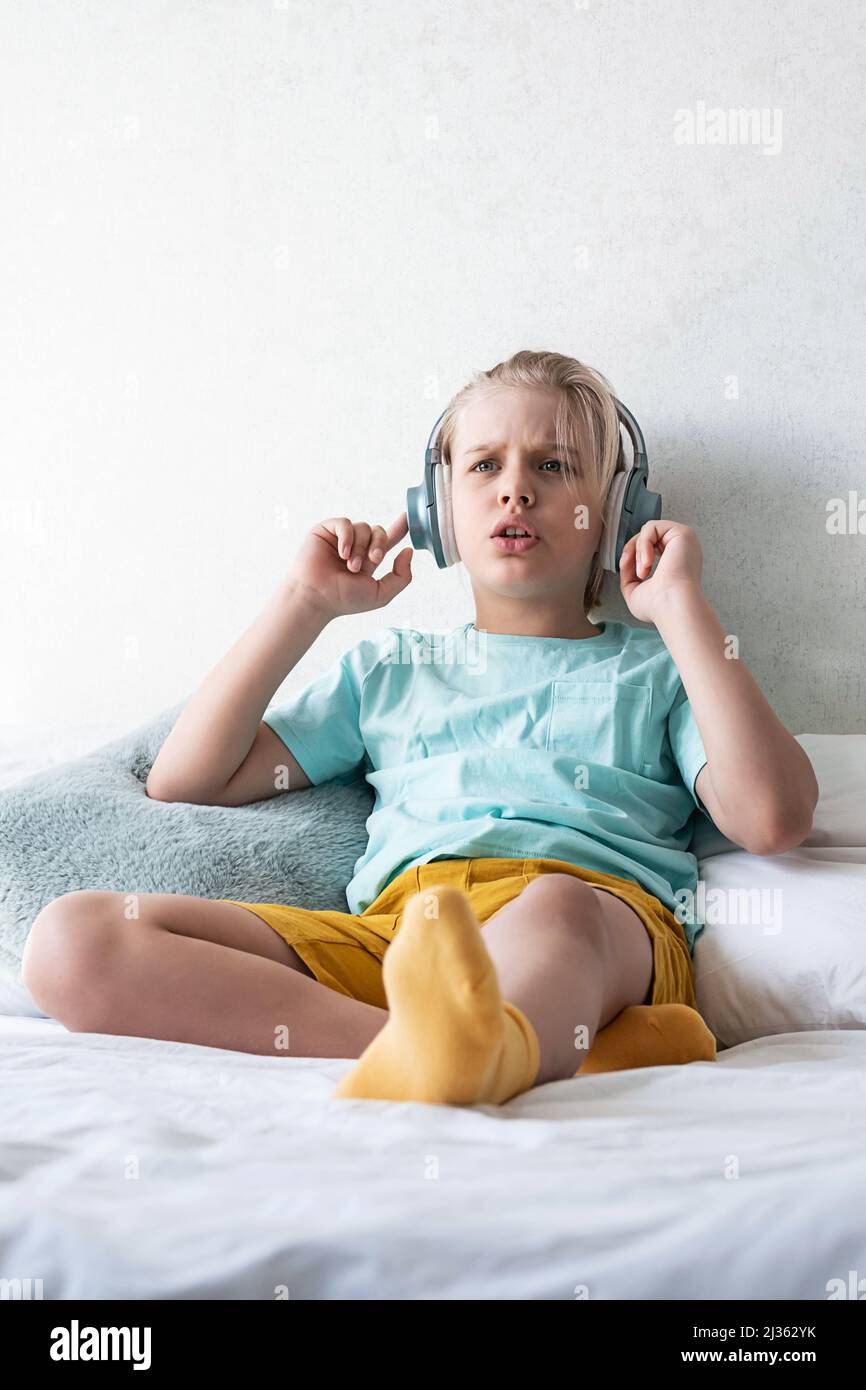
<box><xmin>1</xmin><ymin>0</ymin><xmax>863</xmax><ymax>738</ymax></box>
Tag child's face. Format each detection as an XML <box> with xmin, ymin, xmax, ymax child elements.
<box><xmin>449</xmin><ymin>384</ymin><xmax>602</xmax><ymax>607</ymax></box>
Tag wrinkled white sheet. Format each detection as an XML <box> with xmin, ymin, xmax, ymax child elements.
<box><xmin>1</xmin><ymin>1014</ymin><xmax>864</xmax><ymax>1300</ymax></box>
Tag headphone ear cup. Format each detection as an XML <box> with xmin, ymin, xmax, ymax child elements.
<box><xmin>599</xmin><ymin>470</ymin><xmax>630</xmax><ymax>573</ymax></box>
<box><xmin>435</xmin><ymin>461</ymin><xmax>460</xmax><ymax>566</ymax></box>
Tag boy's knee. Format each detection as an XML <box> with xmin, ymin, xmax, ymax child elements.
<box><xmin>521</xmin><ymin>875</ymin><xmax>607</xmax><ymax>950</ymax></box>
<box><xmin>22</xmin><ymin>891</ymin><xmax>128</xmax><ymax>1024</ymax></box>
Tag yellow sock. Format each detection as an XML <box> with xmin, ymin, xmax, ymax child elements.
<box><xmin>576</xmin><ymin>1003</ymin><xmax>717</xmax><ymax>1075</ymax></box>
<box><xmin>332</xmin><ymin>883</ymin><xmax>541</xmax><ymax>1106</ymax></box>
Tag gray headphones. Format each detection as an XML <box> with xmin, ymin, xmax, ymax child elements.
<box><xmin>406</xmin><ymin>397</ymin><xmax>661</xmax><ymax>574</ymax></box>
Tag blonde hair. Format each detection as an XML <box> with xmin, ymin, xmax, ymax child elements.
<box><xmin>438</xmin><ymin>349</ymin><xmax>626</xmax><ymax>618</ymax></box>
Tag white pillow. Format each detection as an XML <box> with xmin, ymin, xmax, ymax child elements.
<box><xmin>694</xmin><ymin>848</ymin><xmax>866</xmax><ymax>1046</ymax></box>
<box><xmin>796</xmin><ymin>734</ymin><xmax>866</xmax><ymax>846</ymax></box>
<box><xmin>694</xmin><ymin>735</ymin><xmax>866</xmax><ymax>1047</ymax></box>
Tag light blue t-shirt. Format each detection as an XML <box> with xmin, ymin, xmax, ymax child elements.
<box><xmin>263</xmin><ymin>620</ymin><xmax>712</xmax><ymax>953</ymax></box>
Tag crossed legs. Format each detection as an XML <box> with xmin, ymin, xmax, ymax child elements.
<box><xmin>21</xmin><ymin>875</ymin><xmax>652</xmax><ymax>1088</ymax></box>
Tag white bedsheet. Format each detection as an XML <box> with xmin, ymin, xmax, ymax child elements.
<box><xmin>1</xmin><ymin>1013</ymin><xmax>864</xmax><ymax>1300</ymax></box>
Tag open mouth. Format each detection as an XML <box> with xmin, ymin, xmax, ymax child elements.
<box><xmin>490</xmin><ymin>531</ymin><xmax>540</xmax><ymax>554</ymax></box>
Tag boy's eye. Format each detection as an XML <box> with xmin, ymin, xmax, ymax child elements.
<box><xmin>471</xmin><ymin>458</ymin><xmax>563</xmax><ymax>473</ymax></box>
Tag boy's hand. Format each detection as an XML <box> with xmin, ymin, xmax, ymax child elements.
<box><xmin>618</xmin><ymin>520</ymin><xmax>703</xmax><ymax>625</ymax></box>
<box><xmin>286</xmin><ymin>512</ymin><xmax>413</xmax><ymax>620</ymax></box>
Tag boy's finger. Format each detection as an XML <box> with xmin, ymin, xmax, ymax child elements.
<box><xmin>385</xmin><ymin>512</ymin><xmax>409</xmax><ymax>546</ymax></box>
<box><xmin>347</xmin><ymin>522</ymin><xmax>372</xmax><ymax>571</ymax></box>
<box><xmin>374</xmin><ymin>548</ymin><xmax>413</xmax><ymax>605</ymax></box>
<box><xmin>368</xmin><ymin>524</ymin><xmax>388</xmax><ymax>564</ymax></box>
<box><xmin>328</xmin><ymin>518</ymin><xmax>353</xmax><ymax>559</ymax></box>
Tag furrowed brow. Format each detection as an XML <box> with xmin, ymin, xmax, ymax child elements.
<box><xmin>463</xmin><ymin>441</ymin><xmax>573</xmax><ymax>457</ymax></box>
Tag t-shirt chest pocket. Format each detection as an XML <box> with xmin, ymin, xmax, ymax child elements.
<box><xmin>545</xmin><ymin>680</ymin><xmax>653</xmax><ymax>776</ymax></box>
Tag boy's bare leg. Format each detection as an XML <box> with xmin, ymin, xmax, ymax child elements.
<box><xmin>477</xmin><ymin>876</ymin><xmax>654</xmax><ymax>1085</ymax></box>
<box><xmin>23</xmin><ymin>891</ymin><xmax>388</xmax><ymax>1060</ymax></box>
<box><xmin>24</xmin><ymin>877</ymin><xmax>655</xmax><ymax>1080</ymax></box>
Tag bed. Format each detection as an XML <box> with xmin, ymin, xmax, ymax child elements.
<box><xmin>1</xmin><ymin>724</ymin><xmax>864</xmax><ymax>1300</ymax></box>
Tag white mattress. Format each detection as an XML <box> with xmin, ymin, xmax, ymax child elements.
<box><xmin>2</xmin><ymin>722</ymin><xmax>865</xmax><ymax>1299</ymax></box>
<box><xmin>1</xmin><ymin>1012</ymin><xmax>864</xmax><ymax>1299</ymax></box>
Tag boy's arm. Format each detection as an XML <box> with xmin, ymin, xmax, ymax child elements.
<box><xmin>654</xmin><ymin>584</ymin><xmax>819</xmax><ymax>856</ymax></box>
<box><xmin>203</xmin><ymin>722</ymin><xmax>313</xmax><ymax>806</ymax></box>
<box><xmin>146</xmin><ymin>578</ymin><xmax>332</xmax><ymax>805</ymax></box>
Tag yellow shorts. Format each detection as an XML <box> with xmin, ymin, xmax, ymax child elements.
<box><xmin>218</xmin><ymin>857</ymin><xmax>696</xmax><ymax>1012</ymax></box>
